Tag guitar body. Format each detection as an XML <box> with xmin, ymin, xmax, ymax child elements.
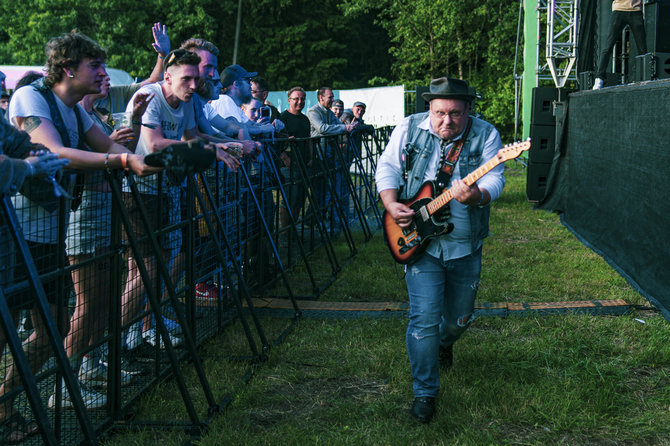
<box><xmin>381</xmin><ymin>139</ymin><xmax>532</xmax><ymax>264</ymax></box>
<box><xmin>382</xmin><ymin>182</ymin><xmax>454</xmax><ymax>264</ymax></box>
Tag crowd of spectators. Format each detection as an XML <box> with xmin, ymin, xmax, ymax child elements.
<box><xmin>0</xmin><ymin>23</ymin><xmax>376</xmax><ymax>444</ymax></box>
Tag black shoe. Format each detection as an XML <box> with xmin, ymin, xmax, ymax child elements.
<box><xmin>439</xmin><ymin>344</ymin><xmax>453</xmax><ymax>369</ymax></box>
<box><xmin>410</xmin><ymin>397</ymin><xmax>435</xmax><ymax>423</ymax></box>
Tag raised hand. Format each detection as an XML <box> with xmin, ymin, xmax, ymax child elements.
<box><xmin>131</xmin><ymin>92</ymin><xmax>155</xmax><ymax>123</ymax></box>
<box><xmin>151</xmin><ymin>22</ymin><xmax>171</xmax><ymax>57</ymax></box>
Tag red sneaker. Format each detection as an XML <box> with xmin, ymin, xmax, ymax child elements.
<box><xmin>195</xmin><ymin>282</ymin><xmax>219</xmax><ymax>306</ymax></box>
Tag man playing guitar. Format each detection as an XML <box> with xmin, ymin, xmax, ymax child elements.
<box><xmin>375</xmin><ymin>77</ymin><xmax>506</xmax><ymax>424</ymax></box>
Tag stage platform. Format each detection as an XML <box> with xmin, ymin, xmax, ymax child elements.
<box><xmin>536</xmin><ymin>78</ymin><xmax>670</xmax><ymax>323</ymax></box>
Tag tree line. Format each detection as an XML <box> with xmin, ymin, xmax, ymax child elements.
<box><xmin>0</xmin><ymin>0</ymin><xmax>519</xmax><ymax>139</ymax></box>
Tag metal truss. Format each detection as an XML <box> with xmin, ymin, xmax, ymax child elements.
<box><xmin>537</xmin><ymin>0</ymin><xmax>579</xmax><ymax>88</ymax></box>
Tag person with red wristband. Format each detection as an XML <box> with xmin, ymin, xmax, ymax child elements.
<box><xmin>2</xmin><ymin>31</ymin><xmax>162</xmax><ymax>422</ymax></box>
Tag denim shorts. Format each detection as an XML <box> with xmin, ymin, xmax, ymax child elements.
<box><xmin>65</xmin><ymin>189</ymin><xmax>112</xmax><ymax>256</ymax></box>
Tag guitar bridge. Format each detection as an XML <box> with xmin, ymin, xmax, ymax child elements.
<box><xmin>419</xmin><ymin>206</ymin><xmax>429</xmax><ymax>221</ymax></box>
<box><xmin>399</xmin><ymin>239</ymin><xmax>418</xmax><ymax>254</ymax></box>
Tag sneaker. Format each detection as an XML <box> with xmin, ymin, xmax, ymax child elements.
<box><xmin>195</xmin><ymin>282</ymin><xmax>220</xmax><ymax>306</ymax></box>
<box><xmin>48</xmin><ymin>379</ymin><xmax>106</xmax><ymax>410</ymax></box>
<box><xmin>125</xmin><ymin>322</ymin><xmax>143</xmax><ymax>350</ymax></box>
<box><xmin>17</xmin><ymin>314</ymin><xmax>33</xmax><ymax>341</ymax></box>
<box><xmin>79</xmin><ymin>363</ymin><xmax>133</xmax><ymax>389</ymax></box>
<box><xmin>99</xmin><ymin>354</ymin><xmax>146</xmax><ymax>376</ymax></box>
<box><xmin>592</xmin><ymin>77</ymin><xmax>604</xmax><ymax>90</ymax></box>
<box><xmin>142</xmin><ymin>328</ymin><xmax>183</xmax><ymax>349</ymax></box>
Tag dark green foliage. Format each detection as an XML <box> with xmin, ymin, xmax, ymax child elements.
<box><xmin>0</xmin><ymin>0</ymin><xmax>519</xmax><ymax>138</ymax></box>
<box><xmin>0</xmin><ymin>0</ymin><xmax>392</xmax><ymax>90</ymax></box>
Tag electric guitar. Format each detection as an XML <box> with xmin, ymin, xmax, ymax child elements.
<box><xmin>383</xmin><ymin>139</ymin><xmax>531</xmax><ymax>264</ymax></box>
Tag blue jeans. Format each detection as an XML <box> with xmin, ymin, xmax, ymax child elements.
<box><xmin>405</xmin><ymin>247</ymin><xmax>482</xmax><ymax>397</ymax></box>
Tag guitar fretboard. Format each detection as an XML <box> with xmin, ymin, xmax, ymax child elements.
<box><xmin>426</xmin><ymin>157</ymin><xmax>501</xmax><ymax>215</ymax></box>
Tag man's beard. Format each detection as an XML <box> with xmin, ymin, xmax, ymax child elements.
<box><xmin>240</xmin><ymin>91</ymin><xmax>252</xmax><ymax>104</ymax></box>
<box><xmin>196</xmin><ymin>79</ymin><xmax>212</xmax><ymax>99</ymax></box>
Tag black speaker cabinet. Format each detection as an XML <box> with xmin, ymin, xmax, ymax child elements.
<box><xmin>526</xmin><ymin>162</ymin><xmax>552</xmax><ymax>202</ymax></box>
<box><xmin>632</xmin><ymin>52</ymin><xmax>670</xmax><ymax>80</ymax></box>
<box><xmin>531</xmin><ymin>87</ymin><xmax>557</xmax><ymax>126</ymax></box>
<box><xmin>657</xmin><ymin>52</ymin><xmax>670</xmax><ymax>78</ymax></box>
<box><xmin>645</xmin><ymin>0</ymin><xmax>670</xmax><ymax>53</ymax></box>
<box><xmin>531</xmin><ymin>87</ymin><xmax>575</xmax><ymax>124</ymax></box>
<box><xmin>529</xmin><ymin>125</ymin><xmax>556</xmax><ymax>164</ymax></box>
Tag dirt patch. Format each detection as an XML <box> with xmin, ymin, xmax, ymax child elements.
<box><xmin>248</xmin><ymin>376</ymin><xmax>388</xmax><ymax>430</ymax></box>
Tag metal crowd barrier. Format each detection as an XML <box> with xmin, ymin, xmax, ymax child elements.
<box><xmin>0</xmin><ymin>126</ymin><xmax>392</xmax><ymax>444</ymax></box>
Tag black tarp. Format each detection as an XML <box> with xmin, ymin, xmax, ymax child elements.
<box><xmin>577</xmin><ymin>0</ymin><xmax>599</xmax><ymax>74</ymax></box>
<box><xmin>536</xmin><ymin>79</ymin><xmax>670</xmax><ymax>322</ymax></box>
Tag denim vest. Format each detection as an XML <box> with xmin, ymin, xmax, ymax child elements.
<box><xmin>400</xmin><ymin>112</ymin><xmax>496</xmax><ymax>251</ymax></box>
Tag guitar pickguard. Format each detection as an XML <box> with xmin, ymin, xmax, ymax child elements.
<box><xmin>409</xmin><ymin>198</ymin><xmax>454</xmax><ymax>239</ymax></box>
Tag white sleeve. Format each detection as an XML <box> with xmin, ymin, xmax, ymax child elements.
<box><xmin>374</xmin><ymin>117</ymin><xmax>410</xmax><ymax>193</ymax></box>
<box><xmin>476</xmin><ymin>126</ymin><xmax>506</xmax><ymax>202</ymax></box>
<box><xmin>203</xmin><ymin>102</ymin><xmax>217</xmax><ymax>121</ymax></box>
<box><xmin>8</xmin><ymin>87</ymin><xmax>52</xmax><ymax>125</ymax></box>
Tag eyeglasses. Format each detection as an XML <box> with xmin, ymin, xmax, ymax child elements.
<box><xmin>289</xmin><ymin>97</ymin><xmax>305</xmax><ymax>101</ymax></box>
<box><xmin>432</xmin><ymin>110</ymin><xmax>465</xmax><ymax>119</ymax></box>
<box><xmin>251</xmin><ymin>89</ymin><xmax>267</xmax><ymax>94</ymax></box>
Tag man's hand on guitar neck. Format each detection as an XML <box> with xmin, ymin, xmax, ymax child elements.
<box><xmin>380</xmin><ymin>189</ymin><xmax>415</xmax><ymax>228</ymax></box>
<box><xmin>451</xmin><ymin>179</ymin><xmax>489</xmax><ymax>207</ymax></box>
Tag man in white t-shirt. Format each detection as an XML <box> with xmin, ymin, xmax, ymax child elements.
<box><xmin>121</xmin><ymin>49</ymin><xmax>204</xmax><ymax>349</ymax></box>
<box><xmin>1</xmin><ymin>31</ymin><xmax>159</xmax><ymax>427</ymax></box>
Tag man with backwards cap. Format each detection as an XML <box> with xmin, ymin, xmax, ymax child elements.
<box><xmin>210</xmin><ymin>64</ymin><xmax>282</xmax><ymax>136</ymax></box>
<box><xmin>375</xmin><ymin>77</ymin><xmax>505</xmax><ymax>423</ymax></box>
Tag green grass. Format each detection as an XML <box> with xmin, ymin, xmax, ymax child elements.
<box><xmin>103</xmin><ymin>165</ymin><xmax>669</xmax><ymax>445</ymax></box>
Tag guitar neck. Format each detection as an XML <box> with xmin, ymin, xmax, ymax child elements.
<box><xmin>426</xmin><ymin>156</ymin><xmax>502</xmax><ymax>215</ymax></box>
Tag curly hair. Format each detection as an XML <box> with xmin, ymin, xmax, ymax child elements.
<box><xmin>44</xmin><ymin>32</ymin><xmax>106</xmax><ymax>88</ymax></box>
<box><xmin>179</xmin><ymin>38</ymin><xmax>219</xmax><ymax>57</ymax></box>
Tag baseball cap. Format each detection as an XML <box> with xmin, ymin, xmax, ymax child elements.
<box><xmin>222</xmin><ymin>64</ymin><xmax>258</xmax><ymax>88</ymax></box>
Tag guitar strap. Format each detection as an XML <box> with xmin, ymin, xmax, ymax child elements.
<box><xmin>434</xmin><ymin>117</ymin><xmax>472</xmax><ymax>192</ymax></box>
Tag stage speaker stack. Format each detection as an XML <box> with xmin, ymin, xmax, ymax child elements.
<box><xmin>527</xmin><ymin>87</ymin><xmax>560</xmax><ymax>202</ymax></box>
<box><xmin>631</xmin><ymin>0</ymin><xmax>670</xmax><ymax>81</ymax></box>
<box><xmin>633</xmin><ymin>52</ymin><xmax>670</xmax><ymax>80</ymax></box>
<box><xmin>645</xmin><ymin>0</ymin><xmax>670</xmax><ymax>54</ymax></box>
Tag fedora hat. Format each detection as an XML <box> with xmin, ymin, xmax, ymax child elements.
<box><xmin>422</xmin><ymin>77</ymin><xmax>475</xmax><ymax>102</ymax></box>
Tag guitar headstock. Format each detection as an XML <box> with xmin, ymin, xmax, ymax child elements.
<box><xmin>495</xmin><ymin>138</ymin><xmax>532</xmax><ymax>162</ymax></box>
